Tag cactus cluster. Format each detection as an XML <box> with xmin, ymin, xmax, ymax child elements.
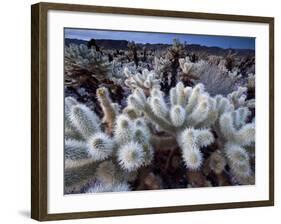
<box><xmin>65</xmin><ymin>83</ymin><xmax>255</xmax><ymax>193</ymax></box>
<box><xmin>64</xmin><ymin>88</ymin><xmax>153</xmax><ymax>193</ymax></box>
<box><xmin>178</xmin><ymin>56</ymin><xmax>253</xmax><ymax>96</ymax></box>
<box><xmin>127</xmin><ymin>81</ymin><xmax>254</xmax><ymax>179</ymax></box>
<box><xmin>124</xmin><ymin>67</ymin><xmax>161</xmax><ymax>94</ymax></box>
<box><xmin>65</xmin><ymin>44</ymin><xmax>111</xmax><ymax>85</ymax></box>
<box><xmin>64</xmin><ymin>37</ymin><xmax>256</xmax><ymax>193</ymax></box>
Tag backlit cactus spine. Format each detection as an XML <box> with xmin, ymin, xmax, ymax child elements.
<box><xmin>128</xmin><ymin>82</ymin><xmax>216</xmax><ymax>170</ymax></box>
<box><xmin>124</xmin><ymin>67</ymin><xmax>161</xmax><ymax>95</ymax></box>
<box><xmin>64</xmin><ymin>90</ymin><xmax>154</xmax><ymax>193</ymax></box>
<box><xmin>128</xmin><ymin>81</ymin><xmax>255</xmax><ymax>180</ymax></box>
<box><xmin>218</xmin><ymin>107</ymin><xmax>255</xmax><ymax>184</ymax></box>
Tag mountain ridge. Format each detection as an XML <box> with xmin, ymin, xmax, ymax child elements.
<box><xmin>65</xmin><ymin>38</ymin><xmax>255</xmax><ymax>56</ymax></box>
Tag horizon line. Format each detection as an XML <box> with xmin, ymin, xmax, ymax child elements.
<box><xmin>64</xmin><ymin>28</ymin><xmax>255</xmax><ymax>50</ymax></box>
<box><xmin>65</xmin><ymin>37</ymin><xmax>255</xmax><ymax>51</ymax></box>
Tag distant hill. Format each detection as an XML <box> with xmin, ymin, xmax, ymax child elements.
<box><xmin>185</xmin><ymin>44</ymin><xmax>254</xmax><ymax>57</ymax></box>
<box><xmin>65</xmin><ymin>38</ymin><xmax>130</xmax><ymax>50</ymax></box>
<box><xmin>65</xmin><ymin>38</ymin><xmax>88</xmax><ymax>46</ymax></box>
<box><xmin>65</xmin><ymin>38</ymin><xmax>254</xmax><ymax>56</ymax></box>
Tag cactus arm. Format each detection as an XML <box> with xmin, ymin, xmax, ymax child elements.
<box><xmin>96</xmin><ymin>87</ymin><xmax>117</xmax><ymax>131</ymax></box>
<box><xmin>64</xmin><ymin>161</ymin><xmax>100</xmax><ymax>193</ymax></box>
<box><xmin>143</xmin><ymin>103</ymin><xmax>177</xmax><ymax>134</ymax></box>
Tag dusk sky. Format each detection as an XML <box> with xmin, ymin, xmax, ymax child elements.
<box><xmin>65</xmin><ymin>28</ymin><xmax>255</xmax><ymax>50</ymax></box>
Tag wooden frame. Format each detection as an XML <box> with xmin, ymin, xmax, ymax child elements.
<box><xmin>31</xmin><ymin>2</ymin><xmax>274</xmax><ymax>221</ymax></box>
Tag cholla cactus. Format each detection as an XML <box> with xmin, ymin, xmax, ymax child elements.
<box><xmin>129</xmin><ymin>82</ymin><xmax>217</xmax><ymax>131</ymax></box>
<box><xmin>247</xmin><ymin>73</ymin><xmax>255</xmax><ymax>89</ymax></box>
<box><xmin>178</xmin><ymin>57</ymin><xmax>240</xmax><ymax>96</ymax></box>
<box><xmin>86</xmin><ymin>182</ymin><xmax>130</xmax><ymax>193</ymax></box>
<box><xmin>109</xmin><ymin>60</ymin><xmax>126</xmax><ymax>84</ymax></box>
<box><xmin>127</xmin><ymin>41</ymin><xmax>139</xmax><ymax>67</ymax></box>
<box><xmin>128</xmin><ymin>82</ymin><xmax>216</xmax><ymax>170</ymax></box>
<box><xmin>154</xmin><ymin>57</ymin><xmax>172</xmax><ymax>77</ymax></box>
<box><xmin>69</xmin><ymin>103</ymin><xmax>101</xmax><ymax>138</ymax></box>
<box><xmin>114</xmin><ymin>115</ymin><xmax>153</xmax><ymax>171</ymax></box>
<box><xmin>166</xmin><ymin>39</ymin><xmax>186</xmax><ymax>61</ymax></box>
<box><xmin>87</xmin><ymin>132</ymin><xmax>114</xmax><ymax>161</ymax></box>
<box><xmin>118</xmin><ymin>142</ymin><xmax>145</xmax><ymax>171</ymax></box>
<box><xmin>218</xmin><ymin>107</ymin><xmax>255</xmax><ymax>184</ymax></box>
<box><xmin>228</xmin><ymin>70</ymin><xmax>242</xmax><ymax>81</ymax></box>
<box><xmin>66</xmin><ymin>79</ymin><xmax>255</xmax><ymax>190</ymax></box>
<box><xmin>179</xmin><ymin>57</ymin><xmax>193</xmax><ymax>75</ymax></box>
<box><xmin>208</xmin><ymin>151</ymin><xmax>227</xmax><ymax>175</ymax></box>
<box><xmin>178</xmin><ymin>128</ymin><xmax>214</xmax><ymax>169</ymax></box>
<box><xmin>227</xmin><ymin>86</ymin><xmax>255</xmax><ymax>109</ymax></box>
<box><xmin>64</xmin><ymin>91</ymin><xmax>154</xmax><ymax>193</ymax></box>
<box><xmin>124</xmin><ymin>67</ymin><xmax>161</xmax><ymax>94</ymax></box>
<box><xmin>65</xmin><ymin>38</ymin><xmax>256</xmax><ymax>191</ymax></box>
<box><xmin>65</xmin><ymin>44</ymin><xmax>111</xmax><ymax>86</ymax></box>
<box><xmin>213</xmin><ymin>93</ymin><xmax>255</xmax><ymax>184</ymax></box>
<box><xmin>179</xmin><ymin>57</ymin><xmax>204</xmax><ymax>81</ymax></box>
<box><xmin>160</xmin><ymin>39</ymin><xmax>187</xmax><ymax>90</ymax></box>
<box><xmin>128</xmin><ymin>81</ymin><xmax>255</xmax><ymax>180</ymax></box>
<box><xmin>96</xmin><ymin>87</ymin><xmax>118</xmax><ymax>131</ymax></box>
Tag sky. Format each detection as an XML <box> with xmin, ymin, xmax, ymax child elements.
<box><xmin>65</xmin><ymin>28</ymin><xmax>255</xmax><ymax>50</ymax></box>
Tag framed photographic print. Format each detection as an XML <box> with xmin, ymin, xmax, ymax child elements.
<box><xmin>31</xmin><ymin>2</ymin><xmax>274</xmax><ymax>221</ymax></box>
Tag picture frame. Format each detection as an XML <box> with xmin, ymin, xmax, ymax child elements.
<box><xmin>31</xmin><ymin>2</ymin><xmax>274</xmax><ymax>221</ymax></box>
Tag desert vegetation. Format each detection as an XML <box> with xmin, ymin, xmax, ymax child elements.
<box><xmin>64</xmin><ymin>37</ymin><xmax>255</xmax><ymax>194</ymax></box>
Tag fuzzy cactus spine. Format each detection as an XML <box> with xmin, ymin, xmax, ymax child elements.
<box><xmin>70</xmin><ymin>104</ymin><xmax>101</xmax><ymax>138</ymax></box>
<box><xmin>118</xmin><ymin>141</ymin><xmax>145</xmax><ymax>171</ymax></box>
